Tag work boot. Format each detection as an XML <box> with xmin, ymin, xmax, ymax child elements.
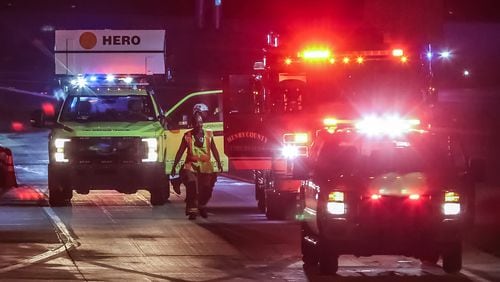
<box><xmin>188</xmin><ymin>212</ymin><xmax>197</xmax><ymax>220</ymax></box>
<box><xmin>199</xmin><ymin>208</ymin><xmax>208</xmax><ymax>218</ymax></box>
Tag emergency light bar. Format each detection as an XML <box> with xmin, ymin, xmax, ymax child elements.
<box><xmin>289</xmin><ymin>48</ymin><xmax>408</xmax><ymax>65</ymax></box>
<box><xmin>68</xmin><ymin>74</ymin><xmax>148</xmax><ymax>88</ymax></box>
<box><xmin>355</xmin><ymin>115</ymin><xmax>420</xmax><ymax>137</ymax></box>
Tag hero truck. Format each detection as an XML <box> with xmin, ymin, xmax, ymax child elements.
<box><xmin>31</xmin><ymin>30</ymin><xmax>171</xmax><ymax>206</ymax></box>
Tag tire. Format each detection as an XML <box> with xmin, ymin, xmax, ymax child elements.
<box><xmin>265</xmin><ymin>192</ymin><xmax>286</xmax><ymax>220</ymax></box>
<box><xmin>442</xmin><ymin>242</ymin><xmax>462</xmax><ymax>274</ymax></box>
<box><xmin>255</xmin><ymin>171</ymin><xmax>266</xmax><ymax>212</ymax></box>
<box><xmin>319</xmin><ymin>239</ymin><xmax>339</xmax><ymax>275</ymax></box>
<box><xmin>48</xmin><ymin>172</ymin><xmax>71</xmax><ymax>207</ymax></box>
<box><xmin>257</xmin><ymin>197</ymin><xmax>266</xmax><ymax>212</ymax></box>
<box><xmin>301</xmin><ymin>224</ymin><xmax>319</xmax><ymax>266</ymax></box>
<box><xmin>150</xmin><ymin>186</ymin><xmax>167</xmax><ymax>206</ymax></box>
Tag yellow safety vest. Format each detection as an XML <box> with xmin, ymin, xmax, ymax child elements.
<box><xmin>183</xmin><ymin>129</ymin><xmax>214</xmax><ymax>173</ymax></box>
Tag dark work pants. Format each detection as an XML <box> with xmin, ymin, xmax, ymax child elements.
<box><xmin>180</xmin><ymin>169</ymin><xmax>215</xmax><ymax>215</ymax></box>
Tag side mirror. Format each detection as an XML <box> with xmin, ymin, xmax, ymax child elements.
<box><xmin>30</xmin><ymin>109</ymin><xmax>56</xmax><ymax>128</ymax></box>
<box><xmin>30</xmin><ymin>110</ymin><xmax>46</xmax><ymax>128</ymax></box>
<box><xmin>469</xmin><ymin>158</ymin><xmax>486</xmax><ymax>182</ymax></box>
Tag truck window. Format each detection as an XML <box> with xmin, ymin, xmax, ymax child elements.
<box><xmin>60</xmin><ymin>95</ymin><xmax>157</xmax><ymax>122</ymax></box>
<box><xmin>167</xmin><ymin>94</ymin><xmax>222</xmax><ymax>129</ymax></box>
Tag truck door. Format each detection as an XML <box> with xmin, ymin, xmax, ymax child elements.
<box><xmin>223</xmin><ymin>75</ymin><xmax>275</xmax><ymax>170</ymax></box>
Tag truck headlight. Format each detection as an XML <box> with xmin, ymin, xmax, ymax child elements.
<box><xmin>281</xmin><ymin>144</ymin><xmax>308</xmax><ymax>159</ymax></box>
<box><xmin>327</xmin><ymin>191</ymin><xmax>346</xmax><ymax>215</ymax></box>
<box><xmin>327</xmin><ymin>202</ymin><xmax>346</xmax><ymax>215</ymax></box>
<box><xmin>443</xmin><ymin>203</ymin><xmax>460</xmax><ymax>215</ymax></box>
<box><xmin>442</xmin><ymin>191</ymin><xmax>460</xmax><ymax>215</ymax></box>
<box><xmin>53</xmin><ymin>138</ymin><xmax>70</xmax><ymax>162</ymax></box>
<box><xmin>142</xmin><ymin>138</ymin><xmax>158</xmax><ymax>162</ymax></box>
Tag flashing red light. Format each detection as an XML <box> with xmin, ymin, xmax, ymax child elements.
<box><xmin>323</xmin><ymin>117</ymin><xmax>338</xmax><ymax>126</ymax></box>
<box><xmin>356</xmin><ymin>56</ymin><xmax>364</xmax><ymax>64</ymax></box>
<box><xmin>300</xmin><ymin>48</ymin><xmax>332</xmax><ymax>60</ymax></box>
<box><xmin>11</xmin><ymin>121</ymin><xmax>24</xmax><ymax>132</ymax></box>
<box><xmin>371</xmin><ymin>194</ymin><xmax>381</xmax><ymax>200</ymax></box>
<box><xmin>284</xmin><ymin>58</ymin><xmax>292</xmax><ymax>65</ymax></box>
<box><xmin>401</xmin><ymin>56</ymin><xmax>408</xmax><ymax>63</ymax></box>
<box><xmin>409</xmin><ymin>194</ymin><xmax>420</xmax><ymax>200</ymax></box>
<box><xmin>42</xmin><ymin>102</ymin><xmax>55</xmax><ymax>116</ymax></box>
<box><xmin>392</xmin><ymin>49</ymin><xmax>404</xmax><ymax>57</ymax></box>
<box><xmin>342</xmin><ymin>57</ymin><xmax>350</xmax><ymax>64</ymax></box>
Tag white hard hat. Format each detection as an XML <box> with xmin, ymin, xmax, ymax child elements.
<box><xmin>193</xmin><ymin>103</ymin><xmax>209</xmax><ymax>114</ymax></box>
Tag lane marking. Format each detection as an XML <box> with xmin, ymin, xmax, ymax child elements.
<box><xmin>0</xmin><ymin>207</ymin><xmax>79</xmax><ymax>274</ymax></box>
<box><xmin>461</xmin><ymin>268</ymin><xmax>492</xmax><ymax>282</ymax></box>
<box><xmin>99</xmin><ymin>206</ymin><xmax>117</xmax><ymax>224</ymax></box>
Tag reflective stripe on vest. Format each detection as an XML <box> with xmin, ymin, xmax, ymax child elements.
<box><xmin>183</xmin><ymin>129</ymin><xmax>214</xmax><ymax>173</ymax></box>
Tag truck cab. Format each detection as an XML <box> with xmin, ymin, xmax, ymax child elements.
<box><xmin>300</xmin><ymin>122</ymin><xmax>481</xmax><ymax>274</ymax></box>
<box><xmin>41</xmin><ymin>79</ymin><xmax>170</xmax><ymax>206</ymax></box>
<box><xmin>31</xmin><ymin>29</ymin><xmax>172</xmax><ymax>206</ymax></box>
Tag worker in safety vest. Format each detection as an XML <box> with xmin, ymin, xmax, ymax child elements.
<box><xmin>171</xmin><ymin>112</ymin><xmax>223</xmax><ymax>220</ymax></box>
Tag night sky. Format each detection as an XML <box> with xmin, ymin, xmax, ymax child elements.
<box><xmin>0</xmin><ymin>0</ymin><xmax>499</xmax><ymax>92</ymax></box>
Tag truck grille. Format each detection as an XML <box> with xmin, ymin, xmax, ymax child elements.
<box><xmin>67</xmin><ymin>137</ymin><xmax>144</xmax><ymax>164</ymax></box>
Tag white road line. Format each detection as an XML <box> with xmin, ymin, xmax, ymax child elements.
<box><xmin>0</xmin><ymin>207</ymin><xmax>79</xmax><ymax>274</ymax></box>
<box><xmin>99</xmin><ymin>206</ymin><xmax>117</xmax><ymax>224</ymax></box>
<box><xmin>461</xmin><ymin>269</ymin><xmax>492</xmax><ymax>282</ymax></box>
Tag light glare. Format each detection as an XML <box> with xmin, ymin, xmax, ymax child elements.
<box><xmin>443</xmin><ymin>203</ymin><xmax>460</xmax><ymax>215</ymax></box>
<box><xmin>327</xmin><ymin>202</ymin><xmax>345</xmax><ymax>215</ymax></box>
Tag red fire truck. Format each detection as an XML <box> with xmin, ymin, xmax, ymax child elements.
<box><xmin>223</xmin><ymin>31</ymin><xmax>439</xmax><ymax>219</ymax></box>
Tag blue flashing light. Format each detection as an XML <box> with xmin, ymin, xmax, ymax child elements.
<box><xmin>426</xmin><ymin>51</ymin><xmax>433</xmax><ymax>60</ymax></box>
<box><xmin>106</xmin><ymin>74</ymin><xmax>115</xmax><ymax>82</ymax></box>
<box><xmin>76</xmin><ymin>77</ymin><xmax>87</xmax><ymax>88</ymax></box>
<box><xmin>89</xmin><ymin>75</ymin><xmax>98</xmax><ymax>82</ymax></box>
<box><xmin>123</xmin><ymin>76</ymin><xmax>133</xmax><ymax>84</ymax></box>
<box><xmin>215</xmin><ymin>0</ymin><xmax>222</xmax><ymax>6</ymax></box>
<box><xmin>440</xmin><ymin>51</ymin><xmax>451</xmax><ymax>59</ymax></box>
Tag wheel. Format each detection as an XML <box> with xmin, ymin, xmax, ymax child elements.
<box><xmin>255</xmin><ymin>171</ymin><xmax>266</xmax><ymax>212</ymax></box>
<box><xmin>319</xmin><ymin>239</ymin><xmax>339</xmax><ymax>275</ymax></box>
<box><xmin>48</xmin><ymin>172</ymin><xmax>71</xmax><ymax>207</ymax></box>
<box><xmin>150</xmin><ymin>186</ymin><xmax>167</xmax><ymax>206</ymax></box>
<box><xmin>257</xmin><ymin>197</ymin><xmax>266</xmax><ymax>212</ymax></box>
<box><xmin>265</xmin><ymin>192</ymin><xmax>286</xmax><ymax>220</ymax></box>
<box><xmin>301</xmin><ymin>224</ymin><xmax>319</xmax><ymax>266</ymax></box>
<box><xmin>442</xmin><ymin>242</ymin><xmax>462</xmax><ymax>274</ymax></box>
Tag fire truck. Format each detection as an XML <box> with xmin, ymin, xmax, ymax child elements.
<box><xmin>223</xmin><ymin>31</ymin><xmax>439</xmax><ymax>219</ymax></box>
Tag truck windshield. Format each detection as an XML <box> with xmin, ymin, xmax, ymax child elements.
<box><xmin>59</xmin><ymin>95</ymin><xmax>157</xmax><ymax>122</ymax></box>
<box><xmin>318</xmin><ymin>139</ymin><xmax>453</xmax><ymax>178</ymax></box>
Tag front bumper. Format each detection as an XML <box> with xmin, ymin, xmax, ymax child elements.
<box><xmin>320</xmin><ymin>216</ymin><xmax>462</xmax><ymax>256</ymax></box>
<box><xmin>49</xmin><ymin>162</ymin><xmax>166</xmax><ymax>192</ymax></box>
